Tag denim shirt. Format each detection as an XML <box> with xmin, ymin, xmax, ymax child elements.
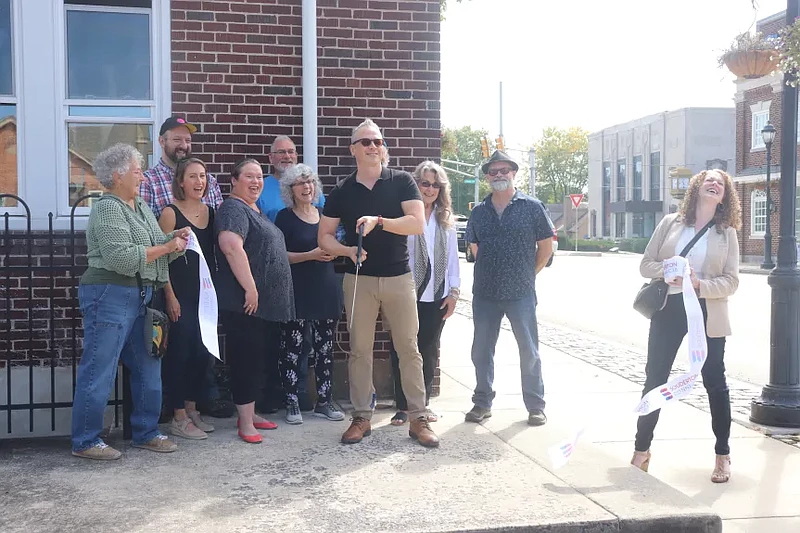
<box><xmin>465</xmin><ymin>191</ymin><xmax>554</xmax><ymax>301</ymax></box>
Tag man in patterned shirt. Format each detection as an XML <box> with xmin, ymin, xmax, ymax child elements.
<box><xmin>139</xmin><ymin>116</ymin><xmax>223</xmax><ymax>218</ymax></box>
<box><xmin>464</xmin><ymin>150</ymin><xmax>555</xmax><ymax>427</ymax></box>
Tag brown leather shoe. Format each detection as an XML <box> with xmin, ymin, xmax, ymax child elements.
<box><xmin>409</xmin><ymin>416</ymin><xmax>440</xmax><ymax>448</ymax></box>
<box><xmin>341</xmin><ymin>417</ymin><xmax>371</xmax><ymax>444</ymax></box>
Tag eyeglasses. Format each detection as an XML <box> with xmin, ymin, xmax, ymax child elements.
<box><xmin>351</xmin><ymin>138</ymin><xmax>385</xmax><ymax>147</ymax></box>
<box><xmin>291</xmin><ymin>179</ymin><xmax>313</xmax><ymax>187</ymax></box>
<box><xmin>271</xmin><ymin>149</ymin><xmax>297</xmax><ymax>156</ymax></box>
<box><xmin>487</xmin><ymin>167</ymin><xmax>513</xmax><ymax>177</ymax></box>
<box><xmin>417</xmin><ymin>180</ymin><xmax>441</xmax><ymax>190</ymax></box>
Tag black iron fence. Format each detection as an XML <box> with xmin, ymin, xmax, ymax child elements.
<box><xmin>0</xmin><ymin>193</ymin><xmax>127</xmax><ymax>438</ymax></box>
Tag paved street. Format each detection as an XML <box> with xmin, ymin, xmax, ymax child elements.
<box><xmin>457</xmin><ymin>252</ymin><xmax>772</xmax><ymax>388</ymax></box>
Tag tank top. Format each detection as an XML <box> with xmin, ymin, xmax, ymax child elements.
<box><xmin>166</xmin><ymin>203</ymin><xmax>216</xmax><ymax>305</ymax></box>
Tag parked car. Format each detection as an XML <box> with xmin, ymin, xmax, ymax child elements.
<box><xmin>455</xmin><ymin>214</ymin><xmax>469</xmax><ymax>254</ymax></box>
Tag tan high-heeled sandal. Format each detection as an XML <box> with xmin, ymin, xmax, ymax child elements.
<box><xmin>631</xmin><ymin>450</ymin><xmax>651</xmax><ymax>472</ymax></box>
<box><xmin>711</xmin><ymin>454</ymin><xmax>731</xmax><ymax>483</ymax></box>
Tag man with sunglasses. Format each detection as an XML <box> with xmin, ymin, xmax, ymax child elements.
<box><xmin>319</xmin><ymin>119</ymin><xmax>440</xmax><ymax>448</ymax></box>
<box><xmin>464</xmin><ymin>150</ymin><xmax>555</xmax><ymax>427</ymax></box>
<box><xmin>256</xmin><ymin>135</ymin><xmax>325</xmax><ymax>222</ymax></box>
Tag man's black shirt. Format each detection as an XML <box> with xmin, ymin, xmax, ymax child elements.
<box><xmin>323</xmin><ymin>167</ymin><xmax>422</xmax><ymax>277</ymax></box>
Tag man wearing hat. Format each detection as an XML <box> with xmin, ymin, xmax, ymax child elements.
<box><xmin>464</xmin><ymin>150</ymin><xmax>555</xmax><ymax>427</ymax></box>
<box><xmin>140</xmin><ymin>116</ymin><xmax>223</xmax><ymax>218</ymax></box>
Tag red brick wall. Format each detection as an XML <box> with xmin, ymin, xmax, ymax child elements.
<box><xmin>170</xmin><ymin>0</ymin><xmax>442</xmax><ymax>390</ymax></box>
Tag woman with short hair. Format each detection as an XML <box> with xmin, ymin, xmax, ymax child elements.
<box><xmin>215</xmin><ymin>158</ymin><xmax>295</xmax><ymax>444</ymax></box>
<box><xmin>71</xmin><ymin>143</ymin><xmax>190</xmax><ymax>460</ymax></box>
<box><xmin>274</xmin><ymin>164</ymin><xmax>344</xmax><ymax>425</ymax></box>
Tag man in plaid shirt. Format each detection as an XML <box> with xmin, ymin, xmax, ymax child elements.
<box><xmin>140</xmin><ymin>116</ymin><xmax>223</xmax><ymax>218</ymax></box>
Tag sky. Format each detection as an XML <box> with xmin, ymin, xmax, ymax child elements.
<box><xmin>440</xmin><ymin>0</ymin><xmax>788</xmax><ymax>152</ymax></box>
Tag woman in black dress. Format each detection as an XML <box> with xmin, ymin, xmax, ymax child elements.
<box><xmin>275</xmin><ymin>164</ymin><xmax>344</xmax><ymax>425</ymax></box>
<box><xmin>158</xmin><ymin>157</ymin><xmax>218</xmax><ymax>440</ymax></box>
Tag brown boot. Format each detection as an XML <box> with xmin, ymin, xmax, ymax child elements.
<box><xmin>409</xmin><ymin>416</ymin><xmax>440</xmax><ymax>448</ymax></box>
<box><xmin>341</xmin><ymin>417</ymin><xmax>372</xmax><ymax>444</ymax></box>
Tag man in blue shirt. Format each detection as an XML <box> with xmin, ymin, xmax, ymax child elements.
<box><xmin>464</xmin><ymin>150</ymin><xmax>555</xmax><ymax>427</ymax></box>
<box><xmin>256</xmin><ymin>135</ymin><xmax>325</xmax><ymax>222</ymax></box>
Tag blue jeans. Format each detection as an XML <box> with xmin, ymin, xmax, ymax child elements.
<box><xmin>71</xmin><ymin>284</ymin><xmax>162</xmax><ymax>451</ymax></box>
<box><xmin>471</xmin><ymin>293</ymin><xmax>545</xmax><ymax>411</ymax></box>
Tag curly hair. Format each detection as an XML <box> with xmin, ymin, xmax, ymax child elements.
<box><xmin>280</xmin><ymin>164</ymin><xmax>323</xmax><ymax>209</ymax></box>
<box><xmin>92</xmin><ymin>143</ymin><xmax>144</xmax><ymax>189</ymax></box>
<box><xmin>679</xmin><ymin>169</ymin><xmax>741</xmax><ymax>231</ymax></box>
<box><xmin>412</xmin><ymin>160</ymin><xmax>454</xmax><ymax>230</ymax></box>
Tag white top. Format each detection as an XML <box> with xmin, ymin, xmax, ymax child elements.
<box><xmin>408</xmin><ymin>212</ymin><xmax>461</xmax><ymax>302</ymax></box>
<box><xmin>668</xmin><ymin>224</ymin><xmax>709</xmax><ymax>295</ymax></box>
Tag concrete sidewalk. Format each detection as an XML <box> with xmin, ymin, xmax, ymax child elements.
<box><xmin>437</xmin><ymin>311</ymin><xmax>800</xmax><ymax>533</ymax></box>
<box><xmin>1</xmin><ymin>313</ymin><xmax>733</xmax><ymax>533</ymax></box>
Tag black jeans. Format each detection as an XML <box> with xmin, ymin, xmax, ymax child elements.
<box><xmin>163</xmin><ymin>303</ymin><xmax>216</xmax><ymax>410</ymax></box>
<box><xmin>221</xmin><ymin>311</ymin><xmax>279</xmax><ymax>406</ymax></box>
<box><xmin>389</xmin><ymin>299</ymin><xmax>446</xmax><ymax>410</ymax></box>
<box><xmin>635</xmin><ymin>293</ymin><xmax>731</xmax><ymax>456</ymax></box>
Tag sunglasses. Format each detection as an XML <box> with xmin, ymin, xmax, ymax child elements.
<box><xmin>487</xmin><ymin>167</ymin><xmax>513</xmax><ymax>177</ymax></box>
<box><xmin>352</xmin><ymin>138</ymin><xmax>385</xmax><ymax>147</ymax></box>
<box><xmin>417</xmin><ymin>180</ymin><xmax>441</xmax><ymax>190</ymax></box>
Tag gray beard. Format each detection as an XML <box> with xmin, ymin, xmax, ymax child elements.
<box><xmin>490</xmin><ymin>180</ymin><xmax>510</xmax><ymax>192</ymax></box>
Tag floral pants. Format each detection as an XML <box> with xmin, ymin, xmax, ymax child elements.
<box><xmin>279</xmin><ymin>319</ymin><xmax>335</xmax><ymax>406</ymax></box>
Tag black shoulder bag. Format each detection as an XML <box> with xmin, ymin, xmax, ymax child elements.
<box><xmin>137</xmin><ymin>273</ymin><xmax>170</xmax><ymax>359</ymax></box>
<box><xmin>632</xmin><ymin>219</ymin><xmax>715</xmax><ymax>319</ymax></box>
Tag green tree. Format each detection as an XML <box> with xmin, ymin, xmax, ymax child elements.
<box><xmin>533</xmin><ymin>127</ymin><xmax>589</xmax><ymax>205</ymax></box>
<box><xmin>441</xmin><ymin>125</ymin><xmax>492</xmax><ymax>214</ymax></box>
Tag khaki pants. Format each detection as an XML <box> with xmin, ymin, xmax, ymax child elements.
<box><xmin>343</xmin><ymin>272</ymin><xmax>426</xmax><ymax>419</ymax></box>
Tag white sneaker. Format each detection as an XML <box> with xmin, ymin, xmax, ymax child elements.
<box><xmin>285</xmin><ymin>400</ymin><xmax>303</xmax><ymax>425</ymax></box>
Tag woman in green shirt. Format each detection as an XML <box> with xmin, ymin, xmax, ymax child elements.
<box><xmin>71</xmin><ymin>143</ymin><xmax>190</xmax><ymax>461</ymax></box>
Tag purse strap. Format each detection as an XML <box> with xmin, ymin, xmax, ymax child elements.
<box><xmin>135</xmin><ymin>273</ymin><xmax>147</xmax><ymax>303</ymax></box>
<box><xmin>678</xmin><ymin>219</ymin><xmax>715</xmax><ymax>258</ymax></box>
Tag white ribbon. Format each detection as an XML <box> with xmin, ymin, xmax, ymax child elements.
<box><xmin>548</xmin><ymin>256</ymin><xmax>707</xmax><ymax>468</ymax></box>
<box><xmin>185</xmin><ymin>230</ymin><xmax>220</xmax><ymax>360</ymax></box>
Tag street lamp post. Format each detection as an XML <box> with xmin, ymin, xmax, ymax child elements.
<box><xmin>761</xmin><ymin>122</ymin><xmax>776</xmax><ymax>270</ymax></box>
<box><xmin>750</xmin><ymin>0</ymin><xmax>800</xmax><ymax>429</ymax></box>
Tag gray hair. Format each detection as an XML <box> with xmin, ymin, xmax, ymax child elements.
<box><xmin>351</xmin><ymin>118</ymin><xmax>381</xmax><ymax>142</ymax></box>
<box><xmin>280</xmin><ymin>164</ymin><xmax>323</xmax><ymax>209</ymax></box>
<box><xmin>92</xmin><ymin>143</ymin><xmax>144</xmax><ymax>189</ymax></box>
<box><xmin>271</xmin><ymin>135</ymin><xmax>295</xmax><ymax>152</ymax></box>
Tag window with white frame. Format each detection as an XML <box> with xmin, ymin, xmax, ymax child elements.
<box><xmin>752</xmin><ymin>110</ymin><xmax>770</xmax><ymax>149</ymax></box>
<box><xmin>0</xmin><ymin>0</ymin><xmax>18</xmax><ymax>208</ymax></box>
<box><xmin>752</xmin><ymin>190</ymin><xmax>767</xmax><ymax>236</ymax></box>
<box><xmin>62</xmin><ymin>0</ymin><xmax>156</xmax><ymax>212</ymax></box>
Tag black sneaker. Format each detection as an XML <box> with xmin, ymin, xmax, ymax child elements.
<box><xmin>527</xmin><ymin>409</ymin><xmax>547</xmax><ymax>426</ymax></box>
<box><xmin>464</xmin><ymin>405</ymin><xmax>492</xmax><ymax>423</ymax></box>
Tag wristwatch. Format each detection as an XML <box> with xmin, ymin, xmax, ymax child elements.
<box><xmin>376</xmin><ymin>215</ymin><xmax>384</xmax><ymax>231</ymax></box>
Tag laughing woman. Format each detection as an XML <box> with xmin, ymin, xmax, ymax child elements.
<box><xmin>215</xmin><ymin>158</ymin><xmax>295</xmax><ymax>444</ymax></box>
<box><xmin>632</xmin><ymin>169</ymin><xmax>740</xmax><ymax>483</ymax></box>
<box><xmin>159</xmin><ymin>157</ymin><xmax>218</xmax><ymax>441</ymax></box>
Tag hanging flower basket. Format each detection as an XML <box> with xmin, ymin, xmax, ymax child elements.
<box><xmin>723</xmin><ymin>49</ymin><xmax>780</xmax><ymax>79</ymax></box>
<box><xmin>717</xmin><ymin>32</ymin><xmax>779</xmax><ymax>80</ymax></box>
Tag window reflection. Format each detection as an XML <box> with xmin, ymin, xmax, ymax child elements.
<box><xmin>66</xmin><ymin>10</ymin><xmax>151</xmax><ymax>100</ymax></box>
<box><xmin>0</xmin><ymin>0</ymin><xmax>11</xmax><ymax>96</ymax></box>
<box><xmin>67</xmin><ymin>123</ymin><xmax>153</xmax><ymax>207</ymax></box>
<box><xmin>0</xmin><ymin>104</ymin><xmax>17</xmax><ymax>207</ymax></box>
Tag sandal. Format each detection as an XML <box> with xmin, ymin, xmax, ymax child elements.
<box><xmin>711</xmin><ymin>454</ymin><xmax>731</xmax><ymax>483</ymax></box>
<box><xmin>631</xmin><ymin>450</ymin><xmax>651</xmax><ymax>472</ymax></box>
<box><xmin>390</xmin><ymin>411</ymin><xmax>408</xmax><ymax>426</ymax></box>
<box><xmin>426</xmin><ymin>409</ymin><xmax>439</xmax><ymax>423</ymax></box>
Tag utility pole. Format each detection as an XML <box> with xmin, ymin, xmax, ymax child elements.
<box><xmin>474</xmin><ymin>164</ymin><xmax>480</xmax><ymax>205</ymax></box>
<box><xmin>529</xmin><ymin>147</ymin><xmax>536</xmax><ymax>197</ymax></box>
<box><xmin>750</xmin><ymin>0</ymin><xmax>800</xmax><ymax>429</ymax></box>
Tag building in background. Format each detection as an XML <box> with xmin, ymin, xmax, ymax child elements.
<box><xmin>728</xmin><ymin>10</ymin><xmax>800</xmax><ymax>264</ymax></box>
<box><xmin>587</xmin><ymin>108</ymin><xmax>735</xmax><ymax>240</ymax></box>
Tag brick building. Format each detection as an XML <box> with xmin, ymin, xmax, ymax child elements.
<box><xmin>0</xmin><ymin>0</ymin><xmax>442</xmax><ymax>437</ymax></box>
<box><xmin>731</xmin><ymin>11</ymin><xmax>800</xmax><ymax>263</ymax></box>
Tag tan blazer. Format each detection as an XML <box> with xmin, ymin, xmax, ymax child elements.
<box><xmin>640</xmin><ymin>213</ymin><xmax>739</xmax><ymax>338</ymax></box>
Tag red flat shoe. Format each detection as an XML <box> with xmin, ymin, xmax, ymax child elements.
<box><xmin>238</xmin><ymin>430</ymin><xmax>262</xmax><ymax>444</ymax></box>
<box><xmin>237</xmin><ymin>418</ymin><xmax>278</xmax><ymax>431</ymax></box>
